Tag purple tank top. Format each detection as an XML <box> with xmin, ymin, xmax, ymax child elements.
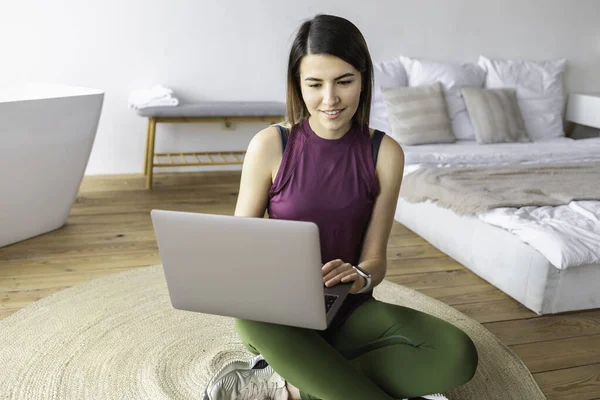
<box><xmin>268</xmin><ymin>119</ymin><xmax>380</xmax><ymax>329</ymax></box>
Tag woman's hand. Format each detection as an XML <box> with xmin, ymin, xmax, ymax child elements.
<box><xmin>322</xmin><ymin>259</ymin><xmax>366</xmax><ymax>295</ymax></box>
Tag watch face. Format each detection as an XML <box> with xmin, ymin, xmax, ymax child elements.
<box><xmin>353</xmin><ymin>265</ymin><xmax>371</xmax><ymax>277</ymax></box>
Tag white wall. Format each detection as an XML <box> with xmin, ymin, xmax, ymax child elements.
<box><xmin>1</xmin><ymin>0</ymin><xmax>599</xmax><ymax>175</ymax></box>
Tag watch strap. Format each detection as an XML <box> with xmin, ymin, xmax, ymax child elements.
<box><xmin>353</xmin><ymin>265</ymin><xmax>373</xmax><ymax>294</ymax></box>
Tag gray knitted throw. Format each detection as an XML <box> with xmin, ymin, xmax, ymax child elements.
<box><xmin>400</xmin><ymin>161</ymin><xmax>600</xmax><ymax>214</ymax></box>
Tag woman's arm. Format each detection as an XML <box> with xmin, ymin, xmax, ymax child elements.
<box><xmin>356</xmin><ymin>134</ymin><xmax>405</xmax><ymax>288</ymax></box>
<box><xmin>234</xmin><ymin>126</ymin><xmax>281</xmax><ymax>218</ymax></box>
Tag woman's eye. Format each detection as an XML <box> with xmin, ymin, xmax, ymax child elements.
<box><xmin>308</xmin><ymin>81</ymin><xmax>352</xmax><ymax>88</ymax></box>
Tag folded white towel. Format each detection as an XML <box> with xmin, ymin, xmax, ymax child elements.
<box><xmin>128</xmin><ymin>85</ymin><xmax>179</xmax><ymax>109</ymax></box>
<box><xmin>132</xmin><ymin>97</ymin><xmax>179</xmax><ymax>110</ymax></box>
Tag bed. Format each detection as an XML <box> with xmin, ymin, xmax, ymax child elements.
<box><xmin>372</xmin><ymin>54</ymin><xmax>600</xmax><ymax>315</ymax></box>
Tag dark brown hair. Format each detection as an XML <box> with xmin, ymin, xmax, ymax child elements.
<box><xmin>285</xmin><ymin>14</ymin><xmax>374</xmax><ymax>128</ymax></box>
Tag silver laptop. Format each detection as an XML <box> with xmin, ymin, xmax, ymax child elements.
<box><xmin>150</xmin><ymin>209</ymin><xmax>351</xmax><ymax>330</ymax></box>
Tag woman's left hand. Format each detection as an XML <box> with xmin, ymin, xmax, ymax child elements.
<box><xmin>322</xmin><ymin>259</ymin><xmax>366</xmax><ymax>295</ymax></box>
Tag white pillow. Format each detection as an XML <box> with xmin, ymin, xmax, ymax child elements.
<box><xmin>478</xmin><ymin>56</ymin><xmax>567</xmax><ymax>141</ymax></box>
<box><xmin>398</xmin><ymin>56</ymin><xmax>486</xmax><ymax>140</ymax></box>
<box><xmin>370</xmin><ymin>58</ymin><xmax>408</xmax><ymax>134</ymax></box>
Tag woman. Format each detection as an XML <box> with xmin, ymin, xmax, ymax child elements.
<box><xmin>204</xmin><ymin>14</ymin><xmax>478</xmax><ymax>400</ymax></box>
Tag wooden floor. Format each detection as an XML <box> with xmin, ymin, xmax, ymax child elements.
<box><xmin>1</xmin><ymin>171</ymin><xmax>599</xmax><ymax>399</ymax></box>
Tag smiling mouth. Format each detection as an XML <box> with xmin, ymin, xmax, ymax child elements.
<box><xmin>321</xmin><ymin>108</ymin><xmax>344</xmax><ymax>115</ymax></box>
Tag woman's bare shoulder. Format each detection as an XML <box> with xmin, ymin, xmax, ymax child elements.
<box><xmin>247</xmin><ymin>125</ymin><xmax>282</xmax><ymax>157</ymax></box>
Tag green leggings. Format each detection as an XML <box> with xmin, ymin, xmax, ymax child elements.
<box><xmin>234</xmin><ymin>298</ymin><xmax>478</xmax><ymax>400</ymax></box>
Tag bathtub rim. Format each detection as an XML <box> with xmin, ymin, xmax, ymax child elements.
<box><xmin>0</xmin><ymin>82</ymin><xmax>105</xmax><ymax>104</ymax></box>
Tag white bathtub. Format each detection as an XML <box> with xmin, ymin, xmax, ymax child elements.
<box><xmin>0</xmin><ymin>83</ymin><xmax>104</xmax><ymax>248</ymax></box>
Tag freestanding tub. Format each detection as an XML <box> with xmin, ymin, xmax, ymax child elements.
<box><xmin>0</xmin><ymin>83</ymin><xmax>104</xmax><ymax>248</ymax></box>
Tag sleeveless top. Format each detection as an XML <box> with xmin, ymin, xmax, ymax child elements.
<box><xmin>268</xmin><ymin>119</ymin><xmax>385</xmax><ymax>330</ymax></box>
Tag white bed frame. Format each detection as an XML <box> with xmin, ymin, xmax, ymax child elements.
<box><xmin>395</xmin><ymin>198</ymin><xmax>600</xmax><ymax>315</ymax></box>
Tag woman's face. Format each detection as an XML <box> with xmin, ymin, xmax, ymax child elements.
<box><xmin>299</xmin><ymin>53</ymin><xmax>362</xmax><ymax>135</ymax></box>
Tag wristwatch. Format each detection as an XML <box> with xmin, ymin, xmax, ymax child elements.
<box><xmin>352</xmin><ymin>265</ymin><xmax>372</xmax><ymax>294</ymax></box>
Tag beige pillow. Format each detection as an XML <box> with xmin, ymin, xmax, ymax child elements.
<box><xmin>462</xmin><ymin>88</ymin><xmax>530</xmax><ymax>144</ymax></box>
<box><xmin>381</xmin><ymin>82</ymin><xmax>455</xmax><ymax>146</ymax></box>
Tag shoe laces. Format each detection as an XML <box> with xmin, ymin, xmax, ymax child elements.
<box><xmin>419</xmin><ymin>394</ymin><xmax>449</xmax><ymax>400</ymax></box>
<box><xmin>238</xmin><ymin>375</ymin><xmax>280</xmax><ymax>400</ymax></box>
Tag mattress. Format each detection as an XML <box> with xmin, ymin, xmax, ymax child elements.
<box><xmin>397</xmin><ymin>138</ymin><xmax>600</xmax><ymax>314</ymax></box>
<box><xmin>394</xmin><ymin>198</ymin><xmax>600</xmax><ymax>314</ymax></box>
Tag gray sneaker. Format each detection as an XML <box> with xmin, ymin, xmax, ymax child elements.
<box><xmin>404</xmin><ymin>394</ymin><xmax>449</xmax><ymax>400</ymax></box>
<box><xmin>204</xmin><ymin>355</ymin><xmax>288</xmax><ymax>400</ymax></box>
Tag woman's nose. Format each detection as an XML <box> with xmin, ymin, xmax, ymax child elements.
<box><xmin>323</xmin><ymin>87</ymin><xmax>339</xmax><ymax>106</ymax></box>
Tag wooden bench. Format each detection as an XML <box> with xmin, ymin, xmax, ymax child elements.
<box><xmin>137</xmin><ymin>102</ymin><xmax>286</xmax><ymax>189</ymax></box>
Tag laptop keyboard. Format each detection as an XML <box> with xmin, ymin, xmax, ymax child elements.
<box><xmin>324</xmin><ymin>294</ymin><xmax>338</xmax><ymax>313</ymax></box>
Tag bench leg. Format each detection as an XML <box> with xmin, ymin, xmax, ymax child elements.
<box><xmin>145</xmin><ymin>118</ymin><xmax>157</xmax><ymax>189</ymax></box>
<box><xmin>143</xmin><ymin>118</ymin><xmax>153</xmax><ymax>176</ymax></box>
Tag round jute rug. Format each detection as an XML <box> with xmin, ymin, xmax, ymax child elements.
<box><xmin>0</xmin><ymin>265</ymin><xmax>546</xmax><ymax>400</ymax></box>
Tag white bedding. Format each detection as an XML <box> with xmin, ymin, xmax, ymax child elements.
<box><xmin>480</xmin><ymin>202</ymin><xmax>600</xmax><ymax>269</ymax></box>
<box><xmin>402</xmin><ymin>137</ymin><xmax>600</xmax><ymax>270</ymax></box>
<box><xmin>404</xmin><ymin>137</ymin><xmax>600</xmax><ymax>167</ymax></box>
